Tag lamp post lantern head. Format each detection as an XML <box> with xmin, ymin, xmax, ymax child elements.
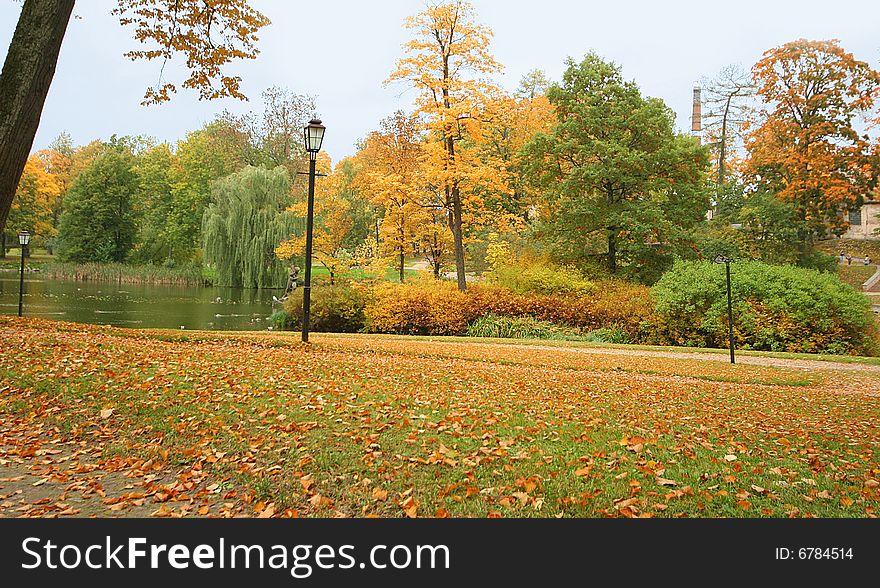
<box><xmin>18</xmin><ymin>230</ymin><xmax>30</xmax><ymax>246</ymax></box>
<box><xmin>304</xmin><ymin>118</ymin><xmax>326</xmax><ymax>161</ymax></box>
<box><xmin>713</xmin><ymin>254</ymin><xmax>731</xmax><ymax>265</ymax></box>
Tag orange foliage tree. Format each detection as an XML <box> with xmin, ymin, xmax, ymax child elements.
<box><xmin>745</xmin><ymin>39</ymin><xmax>880</xmax><ymax>247</ymax></box>
<box><xmin>112</xmin><ymin>0</ymin><xmax>270</xmax><ymax>105</ymax></box>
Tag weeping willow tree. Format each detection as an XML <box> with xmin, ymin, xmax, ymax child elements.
<box><xmin>203</xmin><ymin>166</ymin><xmax>302</xmax><ymax>288</ymax></box>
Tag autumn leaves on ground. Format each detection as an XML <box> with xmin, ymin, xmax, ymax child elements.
<box><xmin>1</xmin><ymin>317</ymin><xmax>878</xmax><ymax>519</ymax></box>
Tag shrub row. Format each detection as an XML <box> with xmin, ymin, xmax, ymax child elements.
<box><xmin>45</xmin><ymin>261</ymin><xmax>211</xmax><ymax>286</ymax></box>
<box><xmin>272</xmin><ymin>260</ymin><xmax>878</xmax><ymax>356</ymax></box>
<box><xmin>275</xmin><ymin>279</ymin><xmax>654</xmax><ymax>340</ymax></box>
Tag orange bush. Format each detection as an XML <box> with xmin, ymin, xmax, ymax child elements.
<box><xmin>365</xmin><ymin>280</ymin><xmax>656</xmax><ymax>339</ymax></box>
<box><xmin>366</xmin><ymin>281</ymin><xmax>474</xmax><ymax>335</ymax></box>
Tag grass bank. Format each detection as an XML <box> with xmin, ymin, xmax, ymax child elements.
<box><xmin>837</xmin><ymin>264</ymin><xmax>876</xmax><ymax>289</ymax></box>
<box><xmin>44</xmin><ymin>261</ymin><xmax>212</xmax><ymax>286</ymax></box>
<box><xmin>0</xmin><ymin>250</ymin><xmax>53</xmax><ymax>271</ymax></box>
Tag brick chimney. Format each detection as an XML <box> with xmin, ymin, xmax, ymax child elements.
<box><xmin>691</xmin><ymin>86</ymin><xmax>702</xmax><ymax>143</ymax></box>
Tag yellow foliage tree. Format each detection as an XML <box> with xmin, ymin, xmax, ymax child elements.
<box><xmin>417</xmin><ymin>211</ymin><xmax>455</xmax><ymax>278</ymax></box>
<box><xmin>276</xmin><ymin>157</ymin><xmax>353</xmax><ymax>284</ymax></box>
<box><xmin>387</xmin><ymin>0</ymin><xmax>507</xmax><ymax>291</ymax></box>
<box><xmin>355</xmin><ymin>111</ymin><xmax>430</xmax><ymax>282</ymax></box>
<box><xmin>7</xmin><ymin>154</ymin><xmax>62</xmax><ymax>253</ymax></box>
<box><xmin>480</xmin><ymin>85</ymin><xmax>556</xmax><ymax>226</ymax></box>
<box><xmin>33</xmin><ymin>147</ymin><xmax>72</xmax><ymax>238</ymax></box>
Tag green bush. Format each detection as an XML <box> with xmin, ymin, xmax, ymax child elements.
<box><xmin>797</xmin><ymin>249</ymin><xmax>838</xmax><ymax>273</ymax></box>
<box><xmin>652</xmin><ymin>260</ymin><xmax>877</xmax><ymax>355</ymax></box>
<box><xmin>466</xmin><ymin>314</ymin><xmax>580</xmax><ymax>340</ymax></box>
<box><xmin>488</xmin><ymin>260</ymin><xmax>595</xmax><ymax>297</ymax></box>
<box><xmin>282</xmin><ymin>283</ymin><xmax>367</xmax><ymax>333</ymax></box>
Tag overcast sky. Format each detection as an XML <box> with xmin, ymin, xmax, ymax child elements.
<box><xmin>2</xmin><ymin>0</ymin><xmax>879</xmax><ymax>163</ymax></box>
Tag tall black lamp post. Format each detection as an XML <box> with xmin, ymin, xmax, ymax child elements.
<box><xmin>301</xmin><ymin>119</ymin><xmax>326</xmax><ymax>343</ymax></box>
<box><xmin>714</xmin><ymin>254</ymin><xmax>735</xmax><ymax>364</ymax></box>
<box><xmin>18</xmin><ymin>230</ymin><xmax>30</xmax><ymax>317</ymax></box>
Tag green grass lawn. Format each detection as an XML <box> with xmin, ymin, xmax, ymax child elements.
<box><xmin>0</xmin><ymin>249</ymin><xmax>54</xmax><ymax>270</ymax></box>
<box><xmin>311</xmin><ymin>264</ymin><xmax>422</xmax><ymax>283</ymax></box>
<box><xmin>0</xmin><ymin>317</ymin><xmax>877</xmax><ymax>519</ymax></box>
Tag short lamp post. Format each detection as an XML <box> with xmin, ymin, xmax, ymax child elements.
<box><xmin>714</xmin><ymin>254</ymin><xmax>735</xmax><ymax>364</ymax></box>
<box><xmin>301</xmin><ymin>119</ymin><xmax>326</xmax><ymax>343</ymax></box>
<box><xmin>18</xmin><ymin>230</ymin><xmax>30</xmax><ymax>317</ymax></box>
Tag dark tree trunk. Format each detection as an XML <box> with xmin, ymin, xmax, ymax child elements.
<box><xmin>450</xmin><ymin>184</ymin><xmax>466</xmax><ymax>291</ymax></box>
<box><xmin>440</xmin><ymin>52</ymin><xmax>466</xmax><ymax>292</ymax></box>
<box><xmin>718</xmin><ymin>94</ymin><xmax>731</xmax><ymax>186</ymax></box>
<box><xmin>399</xmin><ymin>251</ymin><xmax>405</xmax><ymax>283</ymax></box>
<box><xmin>607</xmin><ymin>231</ymin><xmax>617</xmax><ymax>274</ymax></box>
<box><xmin>443</xmin><ymin>128</ymin><xmax>467</xmax><ymax>291</ymax></box>
<box><xmin>431</xmin><ymin>231</ymin><xmax>441</xmax><ymax>278</ymax></box>
<box><xmin>0</xmin><ymin>232</ymin><xmax>5</xmax><ymax>258</ymax></box>
<box><xmin>0</xmin><ymin>0</ymin><xmax>75</xmax><ymax>233</ymax></box>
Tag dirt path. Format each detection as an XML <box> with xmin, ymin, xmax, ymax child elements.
<box><xmin>484</xmin><ymin>342</ymin><xmax>880</xmax><ymax>374</ymax></box>
<box><xmin>0</xmin><ymin>432</ymin><xmax>233</xmax><ymax>518</ymax></box>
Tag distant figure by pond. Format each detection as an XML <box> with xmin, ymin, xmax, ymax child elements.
<box><xmin>273</xmin><ymin>266</ymin><xmax>300</xmax><ymax>304</ymax></box>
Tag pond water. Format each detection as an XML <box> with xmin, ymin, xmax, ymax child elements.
<box><xmin>0</xmin><ymin>271</ymin><xmax>283</xmax><ymax>331</ymax></box>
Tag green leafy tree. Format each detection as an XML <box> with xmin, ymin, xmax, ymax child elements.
<box><xmin>202</xmin><ymin>166</ymin><xmax>301</xmax><ymax>288</ymax></box>
<box><xmin>130</xmin><ymin>143</ymin><xmax>176</xmax><ymax>264</ymax></box>
<box><xmin>168</xmin><ymin>124</ymin><xmax>243</xmax><ymax>261</ymax></box>
<box><xmin>522</xmin><ymin>53</ymin><xmax>710</xmax><ymax>281</ymax></box>
<box><xmin>56</xmin><ymin>147</ymin><xmax>139</xmax><ymax>263</ymax></box>
<box><xmin>701</xmin><ymin>182</ymin><xmax>834</xmax><ymax>270</ymax></box>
